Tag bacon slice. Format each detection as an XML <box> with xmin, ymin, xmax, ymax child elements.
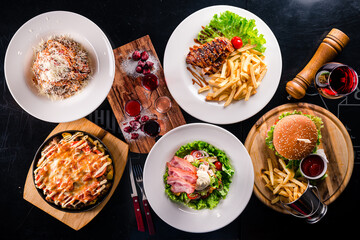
<box><xmin>168</xmin><ymin>156</ymin><xmax>196</xmax><ymax>174</ymax></box>
<box><xmin>167</xmin><ymin>175</ymin><xmax>195</xmax><ymax>194</ymax></box>
<box><xmin>167</xmin><ymin>163</ymin><xmax>197</xmax><ymax>184</ymax></box>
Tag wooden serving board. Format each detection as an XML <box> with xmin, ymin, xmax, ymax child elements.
<box><xmin>107</xmin><ymin>35</ymin><xmax>186</xmax><ymax>153</ymax></box>
<box><xmin>244</xmin><ymin>102</ymin><xmax>354</xmax><ymax>214</ymax></box>
<box><xmin>23</xmin><ymin>118</ymin><xmax>129</xmax><ymax>230</ymax></box>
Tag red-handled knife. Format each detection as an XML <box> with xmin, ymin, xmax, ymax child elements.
<box><xmin>129</xmin><ymin>158</ymin><xmax>145</xmax><ymax>232</ymax></box>
<box><xmin>133</xmin><ymin>163</ymin><xmax>155</xmax><ymax>235</ymax></box>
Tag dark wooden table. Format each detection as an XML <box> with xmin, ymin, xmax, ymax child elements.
<box><xmin>1</xmin><ymin>1</ymin><xmax>360</xmax><ymax>239</ymax></box>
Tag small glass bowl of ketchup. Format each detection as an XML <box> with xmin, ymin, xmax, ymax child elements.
<box><xmin>300</xmin><ymin>154</ymin><xmax>328</xmax><ymax>180</ymax></box>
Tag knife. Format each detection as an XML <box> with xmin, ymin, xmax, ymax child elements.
<box><xmin>129</xmin><ymin>158</ymin><xmax>145</xmax><ymax>232</ymax></box>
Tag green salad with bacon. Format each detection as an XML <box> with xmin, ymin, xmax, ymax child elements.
<box><xmin>163</xmin><ymin>141</ymin><xmax>234</xmax><ymax>210</ymax></box>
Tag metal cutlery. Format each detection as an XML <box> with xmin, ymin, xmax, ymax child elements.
<box><xmin>133</xmin><ymin>163</ymin><xmax>155</xmax><ymax>235</ymax></box>
<box><xmin>129</xmin><ymin>158</ymin><xmax>145</xmax><ymax>232</ymax></box>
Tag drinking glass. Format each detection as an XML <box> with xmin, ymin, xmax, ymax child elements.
<box><xmin>124</xmin><ymin>100</ymin><xmax>142</xmax><ymax>117</ymax></box>
<box><xmin>155</xmin><ymin>96</ymin><xmax>172</xmax><ymax>113</ymax></box>
<box><xmin>141</xmin><ymin>120</ymin><xmax>160</xmax><ymax>137</ymax></box>
<box><xmin>141</xmin><ymin>73</ymin><xmax>159</xmax><ymax>91</ymax></box>
<box><xmin>314</xmin><ymin>62</ymin><xmax>358</xmax><ymax>99</ymax></box>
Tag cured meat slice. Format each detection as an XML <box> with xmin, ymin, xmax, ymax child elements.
<box><xmin>167</xmin><ymin>175</ymin><xmax>195</xmax><ymax>194</ymax></box>
<box><xmin>168</xmin><ymin>156</ymin><xmax>196</xmax><ymax>173</ymax></box>
<box><xmin>167</xmin><ymin>163</ymin><xmax>197</xmax><ymax>184</ymax></box>
<box><xmin>186</xmin><ymin>37</ymin><xmax>235</xmax><ymax>74</ymax></box>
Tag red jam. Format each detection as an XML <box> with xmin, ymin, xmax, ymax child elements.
<box><xmin>301</xmin><ymin>155</ymin><xmax>324</xmax><ymax>177</ymax></box>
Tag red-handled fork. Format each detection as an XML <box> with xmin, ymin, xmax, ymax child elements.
<box><xmin>133</xmin><ymin>164</ymin><xmax>155</xmax><ymax>235</ymax></box>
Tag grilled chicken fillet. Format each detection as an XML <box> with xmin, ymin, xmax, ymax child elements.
<box><xmin>186</xmin><ymin>37</ymin><xmax>235</xmax><ymax>75</ymax></box>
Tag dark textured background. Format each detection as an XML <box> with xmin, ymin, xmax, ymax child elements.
<box><xmin>1</xmin><ymin>0</ymin><xmax>360</xmax><ymax>239</ymax></box>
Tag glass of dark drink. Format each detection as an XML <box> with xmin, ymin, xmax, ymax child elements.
<box><xmin>142</xmin><ymin>73</ymin><xmax>159</xmax><ymax>91</ymax></box>
<box><xmin>314</xmin><ymin>62</ymin><xmax>358</xmax><ymax>99</ymax></box>
<box><xmin>142</xmin><ymin>120</ymin><xmax>160</xmax><ymax>137</ymax></box>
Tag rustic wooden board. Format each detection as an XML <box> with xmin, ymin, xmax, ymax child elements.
<box><xmin>107</xmin><ymin>35</ymin><xmax>186</xmax><ymax>153</ymax></box>
<box><xmin>23</xmin><ymin>118</ymin><xmax>129</xmax><ymax>230</ymax></box>
<box><xmin>244</xmin><ymin>102</ymin><xmax>354</xmax><ymax>214</ymax></box>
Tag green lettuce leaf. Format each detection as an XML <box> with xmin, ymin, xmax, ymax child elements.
<box><xmin>164</xmin><ymin>141</ymin><xmax>234</xmax><ymax>210</ymax></box>
<box><xmin>197</xmin><ymin>11</ymin><xmax>266</xmax><ymax>52</ymax></box>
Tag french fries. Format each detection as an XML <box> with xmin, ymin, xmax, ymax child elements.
<box><xmin>198</xmin><ymin>85</ymin><xmax>211</xmax><ymax>93</ymax></box>
<box><xmin>201</xmin><ymin>44</ymin><xmax>267</xmax><ymax>107</ymax></box>
<box><xmin>261</xmin><ymin>158</ymin><xmax>308</xmax><ymax>204</ymax></box>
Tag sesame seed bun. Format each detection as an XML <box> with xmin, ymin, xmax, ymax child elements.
<box><xmin>273</xmin><ymin>114</ymin><xmax>318</xmax><ymax>160</ymax></box>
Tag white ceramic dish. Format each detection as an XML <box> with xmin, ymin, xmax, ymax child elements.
<box><xmin>4</xmin><ymin>11</ymin><xmax>115</xmax><ymax>123</ymax></box>
<box><xmin>300</xmin><ymin>153</ymin><xmax>328</xmax><ymax>180</ymax></box>
<box><xmin>163</xmin><ymin>5</ymin><xmax>282</xmax><ymax>124</ymax></box>
<box><xmin>143</xmin><ymin>123</ymin><xmax>254</xmax><ymax>233</ymax></box>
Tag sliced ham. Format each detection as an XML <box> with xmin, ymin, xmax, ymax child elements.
<box><xmin>167</xmin><ymin>163</ymin><xmax>197</xmax><ymax>184</ymax></box>
<box><xmin>167</xmin><ymin>175</ymin><xmax>195</xmax><ymax>194</ymax></box>
<box><xmin>168</xmin><ymin>156</ymin><xmax>196</xmax><ymax>174</ymax></box>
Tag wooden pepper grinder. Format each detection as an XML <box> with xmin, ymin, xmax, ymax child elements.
<box><xmin>286</xmin><ymin>28</ymin><xmax>350</xmax><ymax>99</ymax></box>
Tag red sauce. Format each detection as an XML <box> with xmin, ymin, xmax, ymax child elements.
<box><xmin>125</xmin><ymin>100</ymin><xmax>141</xmax><ymax>117</ymax></box>
<box><xmin>301</xmin><ymin>155</ymin><xmax>324</xmax><ymax>177</ymax></box>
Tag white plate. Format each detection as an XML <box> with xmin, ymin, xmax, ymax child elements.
<box><xmin>4</xmin><ymin>11</ymin><xmax>115</xmax><ymax>123</ymax></box>
<box><xmin>143</xmin><ymin>123</ymin><xmax>254</xmax><ymax>233</ymax></box>
<box><xmin>163</xmin><ymin>5</ymin><xmax>282</xmax><ymax>124</ymax></box>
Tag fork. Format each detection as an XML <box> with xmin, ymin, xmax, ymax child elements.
<box><xmin>133</xmin><ymin>164</ymin><xmax>155</xmax><ymax>235</ymax></box>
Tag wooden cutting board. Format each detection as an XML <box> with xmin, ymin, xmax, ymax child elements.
<box><xmin>107</xmin><ymin>35</ymin><xmax>186</xmax><ymax>153</ymax></box>
<box><xmin>23</xmin><ymin>118</ymin><xmax>129</xmax><ymax>230</ymax></box>
<box><xmin>244</xmin><ymin>102</ymin><xmax>354</xmax><ymax>214</ymax></box>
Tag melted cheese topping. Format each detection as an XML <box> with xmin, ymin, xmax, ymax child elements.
<box><xmin>34</xmin><ymin>133</ymin><xmax>111</xmax><ymax>208</ymax></box>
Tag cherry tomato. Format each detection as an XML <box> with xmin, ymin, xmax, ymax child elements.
<box><xmin>187</xmin><ymin>192</ymin><xmax>200</xmax><ymax>200</ymax></box>
<box><xmin>215</xmin><ymin>161</ymin><xmax>222</xmax><ymax>171</ymax></box>
<box><xmin>231</xmin><ymin>36</ymin><xmax>243</xmax><ymax>49</ymax></box>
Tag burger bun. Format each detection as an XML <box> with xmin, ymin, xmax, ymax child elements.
<box><xmin>273</xmin><ymin>114</ymin><xmax>318</xmax><ymax>160</ymax></box>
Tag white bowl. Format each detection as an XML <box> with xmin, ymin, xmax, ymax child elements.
<box><xmin>143</xmin><ymin>123</ymin><xmax>254</xmax><ymax>233</ymax></box>
<box><xmin>4</xmin><ymin>11</ymin><xmax>115</xmax><ymax>123</ymax></box>
<box><xmin>163</xmin><ymin>5</ymin><xmax>282</xmax><ymax>124</ymax></box>
<box><xmin>300</xmin><ymin>154</ymin><xmax>328</xmax><ymax>180</ymax></box>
